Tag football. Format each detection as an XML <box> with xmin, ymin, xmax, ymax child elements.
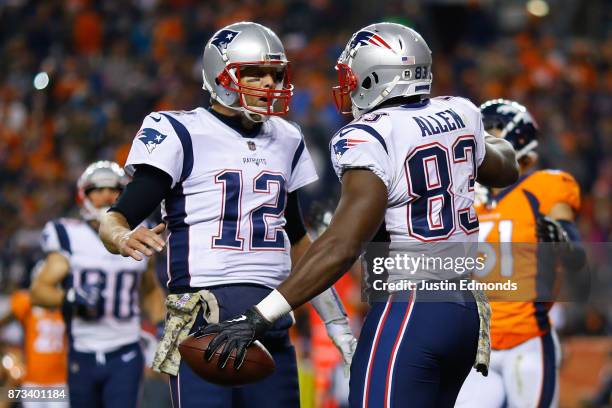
<box><xmin>178</xmin><ymin>333</ymin><xmax>276</xmax><ymax>386</ymax></box>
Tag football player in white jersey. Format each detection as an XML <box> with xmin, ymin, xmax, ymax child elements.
<box><xmin>30</xmin><ymin>161</ymin><xmax>165</xmax><ymax>408</ymax></box>
<box><xmin>202</xmin><ymin>22</ymin><xmax>520</xmax><ymax>407</ymax></box>
<box><xmin>99</xmin><ymin>22</ymin><xmax>356</xmax><ymax>407</ymax></box>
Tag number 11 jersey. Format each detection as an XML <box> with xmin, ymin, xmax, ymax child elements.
<box><xmin>125</xmin><ymin>108</ymin><xmax>318</xmax><ymax>291</ymax></box>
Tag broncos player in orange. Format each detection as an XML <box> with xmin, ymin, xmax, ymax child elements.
<box><xmin>456</xmin><ymin>99</ymin><xmax>585</xmax><ymax>408</ymax></box>
<box><xmin>0</xmin><ymin>263</ymin><xmax>68</xmax><ymax>408</ymax></box>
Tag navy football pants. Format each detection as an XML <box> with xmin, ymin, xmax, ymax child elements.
<box><xmin>169</xmin><ymin>284</ymin><xmax>300</xmax><ymax>408</ymax></box>
<box><xmin>349</xmin><ymin>289</ymin><xmax>479</xmax><ymax>408</ymax></box>
<box><xmin>68</xmin><ymin>342</ymin><xmax>144</xmax><ymax>408</ymax></box>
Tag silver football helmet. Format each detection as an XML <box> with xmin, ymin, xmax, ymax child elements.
<box><xmin>202</xmin><ymin>22</ymin><xmax>293</xmax><ymax>122</ymax></box>
<box><xmin>77</xmin><ymin>161</ymin><xmax>128</xmax><ymax>221</ymax></box>
<box><xmin>333</xmin><ymin>22</ymin><xmax>433</xmax><ymax>119</ymax></box>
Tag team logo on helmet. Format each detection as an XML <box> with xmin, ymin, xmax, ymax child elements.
<box><xmin>349</xmin><ymin>31</ymin><xmax>392</xmax><ymax>51</ymax></box>
<box><xmin>137</xmin><ymin>128</ymin><xmax>167</xmax><ymax>154</ymax></box>
<box><xmin>211</xmin><ymin>29</ymin><xmax>240</xmax><ymax>54</ymax></box>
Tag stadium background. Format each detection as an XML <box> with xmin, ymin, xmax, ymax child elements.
<box><xmin>0</xmin><ymin>0</ymin><xmax>609</xmax><ymax>407</ymax></box>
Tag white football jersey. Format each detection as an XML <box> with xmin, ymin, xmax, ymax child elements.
<box><xmin>125</xmin><ymin>108</ymin><xmax>318</xmax><ymax>291</ymax></box>
<box><xmin>41</xmin><ymin>218</ymin><xmax>148</xmax><ymax>353</ymax></box>
<box><xmin>330</xmin><ymin>97</ymin><xmax>486</xmax><ymax>280</ymax></box>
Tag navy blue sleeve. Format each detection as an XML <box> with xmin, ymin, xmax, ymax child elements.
<box><xmin>285</xmin><ymin>190</ymin><xmax>307</xmax><ymax>245</ymax></box>
<box><xmin>109</xmin><ymin>164</ymin><xmax>172</xmax><ymax>229</ymax></box>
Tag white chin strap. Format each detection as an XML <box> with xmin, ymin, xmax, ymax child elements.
<box><xmin>215</xmin><ymin>95</ymin><xmax>269</xmax><ymax>123</ymax></box>
<box><xmin>81</xmin><ymin>199</ymin><xmax>109</xmax><ymax>222</ymax></box>
<box><xmin>241</xmin><ymin>107</ymin><xmax>268</xmax><ymax>123</ymax></box>
<box><xmin>352</xmin><ymin>75</ymin><xmax>402</xmax><ymax>119</ymax></box>
<box><xmin>351</xmin><ymin>76</ymin><xmax>431</xmax><ymax>119</ymax></box>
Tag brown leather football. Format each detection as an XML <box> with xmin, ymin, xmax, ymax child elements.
<box><xmin>178</xmin><ymin>333</ymin><xmax>275</xmax><ymax>386</ymax></box>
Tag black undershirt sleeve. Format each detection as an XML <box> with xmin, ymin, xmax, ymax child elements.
<box><xmin>285</xmin><ymin>190</ymin><xmax>307</xmax><ymax>245</ymax></box>
<box><xmin>109</xmin><ymin>164</ymin><xmax>172</xmax><ymax>229</ymax></box>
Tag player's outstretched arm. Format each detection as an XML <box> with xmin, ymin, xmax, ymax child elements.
<box><xmin>200</xmin><ymin>170</ymin><xmax>387</xmax><ymax>369</ymax></box>
<box><xmin>99</xmin><ymin>211</ymin><xmax>166</xmax><ymax>261</ymax></box>
<box><xmin>30</xmin><ymin>253</ymin><xmax>70</xmax><ymax>307</ymax></box>
<box><xmin>275</xmin><ymin>169</ymin><xmax>387</xmax><ymax>308</ymax></box>
<box><xmin>477</xmin><ymin>134</ymin><xmax>519</xmax><ymax>188</ymax></box>
<box><xmin>286</xmin><ymin>194</ymin><xmax>358</xmax><ymax>373</ymax></box>
<box><xmin>100</xmin><ymin>164</ymin><xmax>172</xmax><ymax>260</ymax></box>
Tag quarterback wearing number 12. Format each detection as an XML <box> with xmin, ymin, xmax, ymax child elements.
<box><xmin>100</xmin><ymin>22</ymin><xmax>356</xmax><ymax>408</ymax></box>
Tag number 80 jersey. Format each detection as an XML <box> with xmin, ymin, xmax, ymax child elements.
<box><xmin>41</xmin><ymin>218</ymin><xmax>148</xmax><ymax>353</ymax></box>
<box><xmin>330</xmin><ymin>97</ymin><xmax>486</xmax><ymax>244</ymax></box>
<box><xmin>125</xmin><ymin>108</ymin><xmax>318</xmax><ymax>291</ymax></box>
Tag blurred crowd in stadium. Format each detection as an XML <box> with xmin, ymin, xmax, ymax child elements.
<box><xmin>1</xmin><ymin>0</ymin><xmax>610</xmax><ymax>285</ymax></box>
<box><xmin>0</xmin><ymin>0</ymin><xmax>609</xmax><ymax>406</ymax></box>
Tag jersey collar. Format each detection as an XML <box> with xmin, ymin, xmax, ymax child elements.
<box><xmin>207</xmin><ymin>107</ymin><xmax>262</xmax><ymax>138</ymax></box>
<box><xmin>369</xmin><ymin>97</ymin><xmax>430</xmax><ymax>113</ymax></box>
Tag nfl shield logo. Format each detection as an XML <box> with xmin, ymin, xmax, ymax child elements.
<box><xmin>247</xmin><ymin>141</ymin><xmax>256</xmax><ymax>151</ymax></box>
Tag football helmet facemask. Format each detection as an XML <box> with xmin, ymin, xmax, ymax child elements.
<box><xmin>202</xmin><ymin>22</ymin><xmax>293</xmax><ymax>122</ymax></box>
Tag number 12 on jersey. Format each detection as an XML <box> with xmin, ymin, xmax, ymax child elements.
<box><xmin>212</xmin><ymin>170</ymin><xmax>287</xmax><ymax>251</ymax></box>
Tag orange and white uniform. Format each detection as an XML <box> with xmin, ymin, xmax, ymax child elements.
<box><xmin>11</xmin><ymin>290</ymin><xmax>67</xmax><ymax>387</ymax></box>
<box><xmin>478</xmin><ymin>169</ymin><xmax>580</xmax><ymax>349</ymax></box>
<box><xmin>457</xmin><ymin>169</ymin><xmax>580</xmax><ymax>408</ymax></box>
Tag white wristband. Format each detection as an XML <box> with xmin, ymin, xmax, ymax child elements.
<box><xmin>255</xmin><ymin>289</ymin><xmax>292</xmax><ymax>323</ymax></box>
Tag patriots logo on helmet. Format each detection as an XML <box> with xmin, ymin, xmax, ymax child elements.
<box><xmin>349</xmin><ymin>30</ymin><xmax>392</xmax><ymax>51</ymax></box>
<box><xmin>211</xmin><ymin>29</ymin><xmax>240</xmax><ymax>54</ymax></box>
<box><xmin>137</xmin><ymin>128</ymin><xmax>167</xmax><ymax>154</ymax></box>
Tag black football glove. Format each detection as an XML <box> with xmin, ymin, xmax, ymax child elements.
<box><xmin>64</xmin><ymin>283</ymin><xmax>104</xmax><ymax>320</ymax></box>
<box><xmin>536</xmin><ymin>216</ymin><xmax>569</xmax><ymax>243</ymax></box>
<box><xmin>196</xmin><ymin>307</ymin><xmax>272</xmax><ymax>370</ymax></box>
<box><xmin>537</xmin><ymin>217</ymin><xmax>587</xmax><ymax>271</ymax></box>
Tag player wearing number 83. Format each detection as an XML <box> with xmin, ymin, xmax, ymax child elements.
<box><xmin>99</xmin><ymin>21</ymin><xmax>357</xmax><ymax>408</ymax></box>
<box><xmin>30</xmin><ymin>160</ymin><xmax>166</xmax><ymax>408</ymax></box>
<box><xmin>202</xmin><ymin>22</ymin><xmax>520</xmax><ymax>408</ymax></box>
